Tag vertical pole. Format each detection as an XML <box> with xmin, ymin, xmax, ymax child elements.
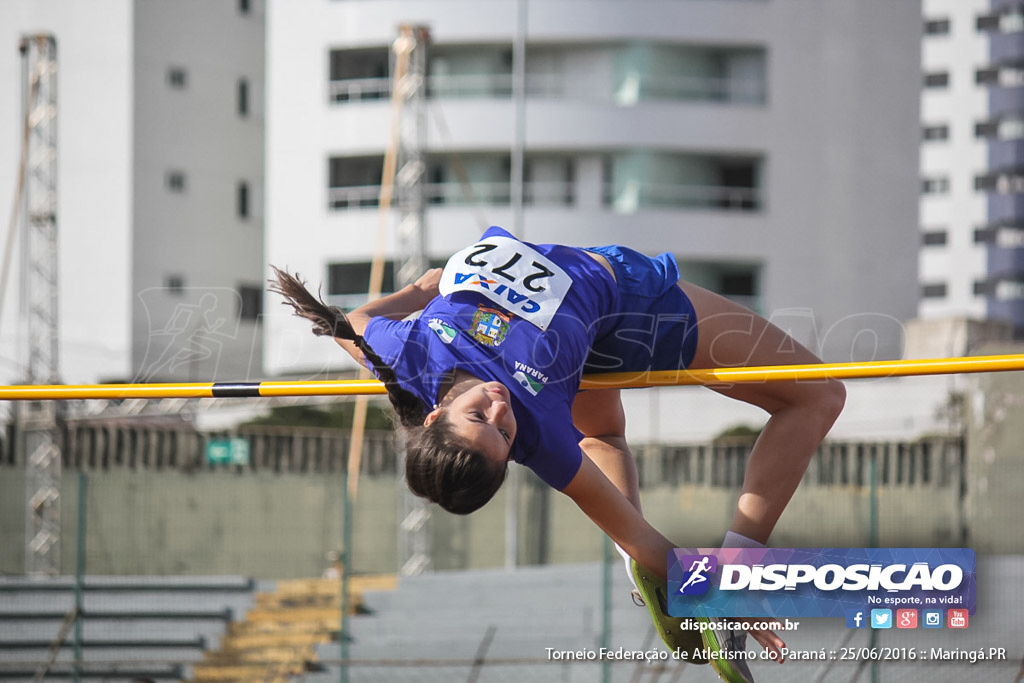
<box><xmin>340</xmin><ymin>467</ymin><xmax>351</xmax><ymax>683</ymax></box>
<box><xmin>20</xmin><ymin>34</ymin><xmax>62</xmax><ymax>578</ymax></box>
<box><xmin>601</xmin><ymin>535</ymin><xmax>612</xmax><ymax>683</ymax></box>
<box><xmin>505</xmin><ymin>0</ymin><xmax>528</xmax><ymax>571</ymax></box>
<box><xmin>73</xmin><ymin>472</ymin><xmax>86</xmax><ymax>683</ymax></box>
<box><xmin>510</xmin><ymin>0</ymin><xmax>527</xmax><ymax>237</ymax></box>
<box><xmin>868</xmin><ymin>452</ymin><xmax>879</xmax><ymax>683</ymax></box>
<box><xmin>504</xmin><ymin>467</ymin><xmax>518</xmax><ymax>570</ymax></box>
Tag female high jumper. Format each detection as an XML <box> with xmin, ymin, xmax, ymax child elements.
<box><xmin>271</xmin><ymin>226</ymin><xmax>845</xmax><ymax>682</ymax></box>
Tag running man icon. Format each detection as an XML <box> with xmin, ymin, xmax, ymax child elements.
<box><xmin>679</xmin><ymin>555</ymin><xmax>715</xmax><ymax>595</ymax></box>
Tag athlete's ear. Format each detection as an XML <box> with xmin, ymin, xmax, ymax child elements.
<box><xmin>423</xmin><ymin>407</ymin><xmax>444</xmax><ymax>427</ymax></box>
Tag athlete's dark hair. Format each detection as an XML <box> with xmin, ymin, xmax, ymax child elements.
<box><xmin>268</xmin><ymin>266</ymin><xmax>425</xmax><ymax>427</ymax></box>
<box><xmin>404</xmin><ymin>413</ymin><xmax>508</xmax><ymax>514</ymax></box>
<box><xmin>269</xmin><ymin>266</ymin><xmax>508</xmax><ymax>514</ymax></box>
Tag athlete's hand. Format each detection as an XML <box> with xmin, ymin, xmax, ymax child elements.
<box><xmin>748</xmin><ymin>626</ymin><xmax>786</xmax><ymax>662</ymax></box>
<box><xmin>412</xmin><ymin>268</ymin><xmax>442</xmax><ymax>298</ymax></box>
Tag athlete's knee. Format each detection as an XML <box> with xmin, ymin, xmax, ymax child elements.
<box><xmin>808</xmin><ymin>379</ymin><xmax>846</xmax><ymax>431</ymax></box>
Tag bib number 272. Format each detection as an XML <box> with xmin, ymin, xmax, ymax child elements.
<box><xmin>440</xmin><ymin>235</ymin><xmax>573</xmax><ymax>330</ymax></box>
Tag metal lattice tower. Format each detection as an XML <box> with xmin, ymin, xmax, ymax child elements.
<box><xmin>19</xmin><ymin>34</ymin><xmax>62</xmax><ymax>577</ymax></box>
<box><xmin>393</xmin><ymin>25</ymin><xmax>431</xmax><ymax>577</ymax></box>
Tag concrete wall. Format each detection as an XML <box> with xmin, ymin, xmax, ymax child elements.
<box><xmin>0</xmin><ymin>432</ymin><xmax>987</xmax><ymax>578</ymax></box>
<box><xmin>966</xmin><ymin>345</ymin><xmax>1024</xmax><ymax>553</ymax></box>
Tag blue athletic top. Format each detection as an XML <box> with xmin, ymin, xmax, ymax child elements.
<box><xmin>363</xmin><ymin>226</ymin><xmax>619</xmax><ymax>490</ymax></box>
<box><xmin>362</xmin><ymin>226</ymin><xmax>697</xmax><ymax>491</ymax></box>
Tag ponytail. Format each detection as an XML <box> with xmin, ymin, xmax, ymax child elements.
<box><xmin>270</xmin><ymin>266</ymin><xmax>508</xmax><ymax>514</ymax></box>
<box><xmin>268</xmin><ymin>266</ymin><xmax>427</xmax><ymax>428</ymax></box>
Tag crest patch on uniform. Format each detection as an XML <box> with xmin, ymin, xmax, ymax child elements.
<box><xmin>428</xmin><ymin>318</ymin><xmax>458</xmax><ymax>344</ymax></box>
<box><xmin>469</xmin><ymin>306</ymin><xmax>511</xmax><ymax>347</ymax></box>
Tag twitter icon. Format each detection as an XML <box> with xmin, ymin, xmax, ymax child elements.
<box><xmin>870</xmin><ymin>609</ymin><xmax>892</xmax><ymax>629</ymax></box>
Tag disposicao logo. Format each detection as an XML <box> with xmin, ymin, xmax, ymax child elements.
<box><xmin>667</xmin><ymin>548</ymin><xmax>976</xmax><ymax>619</ymax></box>
<box><xmin>677</xmin><ymin>555</ymin><xmax>717</xmax><ymax>596</ymax></box>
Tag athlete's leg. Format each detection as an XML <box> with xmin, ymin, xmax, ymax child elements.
<box><xmin>680</xmin><ymin>281</ymin><xmax>846</xmax><ymax>545</ymax></box>
<box><xmin>681</xmin><ymin>281</ymin><xmax>845</xmax><ymax>662</ymax></box>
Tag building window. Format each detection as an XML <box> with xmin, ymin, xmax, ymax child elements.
<box><xmin>924</xmin><ymin>71</ymin><xmax>949</xmax><ymax>88</ymax></box>
<box><xmin>924</xmin><ymin>18</ymin><xmax>951</xmax><ymax>35</ymax></box>
<box><xmin>1004</xmin><ymin>12</ymin><xmax>1024</xmax><ymax>33</ymax></box>
<box><xmin>922</xmin><ymin>230</ymin><xmax>948</xmax><ymax>246</ymax></box>
<box><xmin>979</xmin><ymin>116</ymin><xmax>1024</xmax><ymax>140</ymax></box>
<box><xmin>329</xmin><ymin>48</ymin><xmax>390</xmax><ymax>102</ymax></box>
<box><xmin>720</xmin><ymin>272</ymin><xmax>756</xmax><ymax>298</ymax></box>
<box><xmin>976</xmin><ymin>67</ymin><xmax>1000</xmax><ymax>85</ymax></box>
<box><xmin>921</xmin><ymin>283</ymin><xmax>948</xmax><ymax>299</ymax></box>
<box><xmin>975</xmin><ymin>120</ymin><xmax>999</xmax><ymax>138</ymax></box>
<box><xmin>166</xmin><ymin>275</ymin><xmax>185</xmax><ymax>294</ymax></box>
<box><xmin>973</xmin><ymin>280</ymin><xmax>992</xmax><ymax>296</ymax></box>
<box><xmin>976</xmin><ymin>171</ymin><xmax>1024</xmax><ymax>193</ymax></box>
<box><xmin>167</xmin><ymin>171</ymin><xmax>187</xmax><ymax>193</ymax></box>
<box><xmin>978</xmin><ymin>225</ymin><xmax>1024</xmax><ymax>246</ymax></box>
<box><xmin>923</xmin><ymin>124</ymin><xmax>949</xmax><ymax>141</ymax></box>
<box><xmin>922</xmin><ymin>177</ymin><xmax>950</xmax><ymax>195</ymax></box>
<box><xmin>329</xmin><ymin>156</ymin><xmax>385</xmax><ymax>209</ymax></box>
<box><xmin>996</xmin><ymin>279</ymin><xmax>1024</xmax><ymax>300</ymax></box>
<box><xmin>977</xmin><ymin>14</ymin><xmax>1001</xmax><ymax>32</ymax></box>
<box><xmin>167</xmin><ymin>67</ymin><xmax>188</xmax><ymax>89</ymax></box>
<box><xmin>238</xmin><ymin>78</ymin><xmax>249</xmax><ymax>117</ymax></box>
<box><xmin>238</xmin><ymin>285</ymin><xmax>262</xmax><ymax>321</ymax></box>
<box><xmin>239</xmin><ymin>0</ymin><xmax>250</xmax><ymax>14</ymax></box>
<box><xmin>237</xmin><ymin>181</ymin><xmax>250</xmax><ymax>219</ymax></box>
<box><xmin>1000</xmin><ymin>117</ymin><xmax>1024</xmax><ymax>140</ymax></box>
<box><xmin>328</xmin><ymin>261</ymin><xmax>396</xmax><ymax>297</ymax></box>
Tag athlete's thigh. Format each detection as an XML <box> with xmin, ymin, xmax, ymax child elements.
<box><xmin>679</xmin><ymin>281</ymin><xmax>829</xmax><ymax>412</ymax></box>
<box><xmin>571</xmin><ymin>388</ymin><xmax>626</xmax><ymax>439</ymax></box>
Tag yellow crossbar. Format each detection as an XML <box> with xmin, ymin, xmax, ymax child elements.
<box><xmin>0</xmin><ymin>354</ymin><xmax>1022</xmax><ymax>401</ymax></box>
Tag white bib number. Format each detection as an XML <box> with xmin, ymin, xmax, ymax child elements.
<box><xmin>439</xmin><ymin>236</ymin><xmax>573</xmax><ymax>329</ymax></box>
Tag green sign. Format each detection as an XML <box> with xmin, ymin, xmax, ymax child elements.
<box><xmin>206</xmin><ymin>438</ymin><xmax>250</xmax><ymax>466</ymax></box>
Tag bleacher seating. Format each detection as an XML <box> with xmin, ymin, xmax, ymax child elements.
<box><xmin>0</xmin><ymin>575</ymin><xmax>257</xmax><ymax>682</ymax></box>
<box><xmin>190</xmin><ymin>575</ymin><xmax>396</xmax><ymax>683</ymax></box>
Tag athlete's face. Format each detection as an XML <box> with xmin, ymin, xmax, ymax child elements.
<box><xmin>424</xmin><ymin>381</ymin><xmax>516</xmax><ymax>465</ymax></box>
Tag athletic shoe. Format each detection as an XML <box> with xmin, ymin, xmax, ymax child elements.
<box><xmin>701</xmin><ymin>618</ymin><xmax>754</xmax><ymax>683</ymax></box>
<box><xmin>629</xmin><ymin>559</ymin><xmax>708</xmax><ymax>664</ymax></box>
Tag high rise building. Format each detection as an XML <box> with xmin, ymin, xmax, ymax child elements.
<box><xmin>0</xmin><ymin>0</ymin><xmax>264</xmax><ymax>385</ymax></box>
<box><xmin>920</xmin><ymin>0</ymin><xmax>1024</xmax><ymax>336</ymax></box>
<box><xmin>265</xmin><ymin>0</ymin><xmax>921</xmax><ymax>377</ymax></box>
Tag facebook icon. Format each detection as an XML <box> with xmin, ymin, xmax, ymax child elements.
<box><xmin>846</xmin><ymin>609</ymin><xmax>866</xmax><ymax>629</ymax></box>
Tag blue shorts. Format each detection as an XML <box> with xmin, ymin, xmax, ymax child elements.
<box><xmin>581</xmin><ymin>245</ymin><xmax>698</xmax><ymax>374</ymax></box>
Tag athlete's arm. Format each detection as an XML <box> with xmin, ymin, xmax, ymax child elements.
<box><xmin>561</xmin><ymin>453</ymin><xmax>675</xmax><ymax>581</ymax></box>
<box><xmin>334</xmin><ymin>268</ymin><xmax>442</xmax><ymax>363</ymax></box>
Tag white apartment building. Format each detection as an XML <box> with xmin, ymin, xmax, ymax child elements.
<box><xmin>265</xmin><ymin>0</ymin><xmax>922</xmax><ymax>378</ymax></box>
<box><xmin>920</xmin><ymin>0</ymin><xmax>1024</xmax><ymax>335</ymax></box>
<box><xmin>0</xmin><ymin>0</ymin><xmax>264</xmax><ymax>385</ymax></box>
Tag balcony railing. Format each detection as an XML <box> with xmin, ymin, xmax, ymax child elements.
<box><xmin>328</xmin><ymin>180</ymin><xmax>760</xmax><ymax>212</ymax></box>
<box><xmin>605</xmin><ymin>181</ymin><xmax>761</xmax><ymax>212</ymax></box>
<box><xmin>328</xmin><ymin>72</ymin><xmax>766</xmax><ymax>105</ymax></box>
<box><xmin>328</xmin><ymin>181</ymin><xmax>571</xmax><ymax>210</ymax></box>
